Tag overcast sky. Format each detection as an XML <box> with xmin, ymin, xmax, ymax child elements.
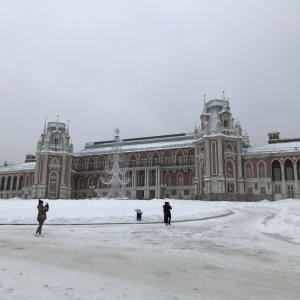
<box><xmin>1</xmin><ymin>0</ymin><xmax>299</xmax><ymax>164</ymax></box>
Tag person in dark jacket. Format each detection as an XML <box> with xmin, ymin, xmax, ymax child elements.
<box><xmin>35</xmin><ymin>199</ymin><xmax>49</xmax><ymax>236</ymax></box>
<box><xmin>163</xmin><ymin>201</ymin><xmax>172</xmax><ymax>225</ymax></box>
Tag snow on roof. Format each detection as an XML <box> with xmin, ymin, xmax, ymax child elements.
<box><xmin>244</xmin><ymin>141</ymin><xmax>300</xmax><ymax>155</ymax></box>
<box><xmin>75</xmin><ymin>133</ymin><xmax>195</xmax><ymax>157</ymax></box>
<box><xmin>0</xmin><ymin>162</ymin><xmax>36</xmax><ymax>173</ymax></box>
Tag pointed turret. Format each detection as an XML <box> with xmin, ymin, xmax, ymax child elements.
<box><xmin>203</xmin><ymin>94</ymin><xmax>207</xmax><ymax>113</ymax></box>
<box><xmin>43</xmin><ymin>117</ymin><xmax>47</xmax><ymax>134</ymax></box>
<box><xmin>66</xmin><ymin>120</ymin><xmax>70</xmax><ymax>135</ymax></box>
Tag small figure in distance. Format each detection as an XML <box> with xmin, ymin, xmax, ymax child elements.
<box><xmin>35</xmin><ymin>199</ymin><xmax>49</xmax><ymax>236</ymax></box>
<box><xmin>163</xmin><ymin>201</ymin><xmax>172</xmax><ymax>226</ymax></box>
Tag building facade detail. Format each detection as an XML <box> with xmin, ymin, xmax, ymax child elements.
<box><xmin>1</xmin><ymin>94</ymin><xmax>300</xmax><ymax>201</ymax></box>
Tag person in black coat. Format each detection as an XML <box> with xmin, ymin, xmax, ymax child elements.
<box><xmin>163</xmin><ymin>201</ymin><xmax>172</xmax><ymax>225</ymax></box>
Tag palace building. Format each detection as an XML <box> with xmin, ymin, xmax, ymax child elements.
<box><xmin>1</xmin><ymin>95</ymin><xmax>300</xmax><ymax>201</ymax></box>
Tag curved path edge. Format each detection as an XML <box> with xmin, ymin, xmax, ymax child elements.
<box><xmin>0</xmin><ymin>210</ymin><xmax>235</xmax><ymax>226</ymax></box>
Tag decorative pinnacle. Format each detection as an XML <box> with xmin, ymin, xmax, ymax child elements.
<box><xmin>43</xmin><ymin>117</ymin><xmax>47</xmax><ymax>134</ymax></box>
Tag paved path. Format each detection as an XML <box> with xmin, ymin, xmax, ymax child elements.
<box><xmin>0</xmin><ymin>208</ymin><xmax>299</xmax><ymax>299</ymax></box>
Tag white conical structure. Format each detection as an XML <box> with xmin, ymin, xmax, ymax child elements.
<box><xmin>100</xmin><ymin>128</ymin><xmax>131</xmax><ymax>198</ymax></box>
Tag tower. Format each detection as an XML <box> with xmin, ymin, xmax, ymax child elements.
<box><xmin>32</xmin><ymin>118</ymin><xmax>73</xmax><ymax>199</ymax></box>
<box><xmin>194</xmin><ymin>93</ymin><xmax>246</xmax><ymax>200</ymax></box>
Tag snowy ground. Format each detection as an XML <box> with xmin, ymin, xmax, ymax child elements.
<box><xmin>0</xmin><ymin>198</ymin><xmax>300</xmax><ymax>299</ymax></box>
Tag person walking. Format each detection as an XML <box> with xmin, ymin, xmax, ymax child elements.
<box><xmin>35</xmin><ymin>199</ymin><xmax>49</xmax><ymax>236</ymax></box>
<box><xmin>163</xmin><ymin>201</ymin><xmax>172</xmax><ymax>225</ymax></box>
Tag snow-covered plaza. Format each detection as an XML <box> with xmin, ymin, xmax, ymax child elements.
<box><xmin>0</xmin><ymin>198</ymin><xmax>300</xmax><ymax>299</ymax></box>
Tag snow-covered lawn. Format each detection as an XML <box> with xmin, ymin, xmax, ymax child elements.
<box><xmin>0</xmin><ymin>198</ymin><xmax>300</xmax><ymax>299</ymax></box>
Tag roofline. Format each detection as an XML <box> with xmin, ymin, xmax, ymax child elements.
<box><xmin>89</xmin><ymin>133</ymin><xmax>191</xmax><ymax>146</ymax></box>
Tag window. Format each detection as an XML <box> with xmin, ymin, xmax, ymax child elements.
<box><xmin>260</xmin><ymin>187</ymin><xmax>266</xmax><ymax>195</ymax></box>
<box><xmin>227</xmin><ymin>166</ymin><xmax>232</xmax><ymax>178</ymax></box>
<box><xmin>18</xmin><ymin>176</ymin><xmax>23</xmax><ymax>190</ymax></box>
<box><xmin>273</xmin><ymin>168</ymin><xmax>281</xmax><ymax>181</ymax></box>
<box><xmin>178</xmin><ymin>176</ymin><xmax>183</xmax><ymax>186</ymax></box>
<box><xmin>189</xmin><ymin>156</ymin><xmax>195</xmax><ymax>165</ymax></box>
<box><xmin>79</xmin><ymin>160</ymin><xmax>85</xmax><ymax>171</ymax></box>
<box><xmin>165</xmin><ymin>156</ymin><xmax>171</xmax><ymax>166</ymax></box>
<box><xmin>285</xmin><ymin>167</ymin><xmax>294</xmax><ymax>181</ymax></box>
<box><xmin>247</xmin><ymin>188</ymin><xmax>253</xmax><ymax>195</ymax></box>
<box><xmin>287</xmin><ymin>185</ymin><xmax>294</xmax><ymax>198</ymax></box>
<box><xmin>227</xmin><ymin>183</ymin><xmax>234</xmax><ymax>193</ymax></box>
<box><xmin>12</xmin><ymin>176</ymin><xmax>17</xmax><ymax>190</ymax></box>
<box><xmin>226</xmin><ymin>162</ymin><xmax>234</xmax><ymax>178</ymax></box>
<box><xmin>153</xmin><ymin>158</ymin><xmax>159</xmax><ymax>166</ymax></box>
<box><xmin>275</xmin><ymin>185</ymin><xmax>281</xmax><ymax>194</ymax></box>
<box><xmin>49</xmin><ymin>172</ymin><xmax>57</xmax><ymax>198</ymax></box>
<box><xmin>191</xmin><ymin>175</ymin><xmax>195</xmax><ymax>186</ymax></box>
<box><xmin>245</xmin><ymin>166</ymin><xmax>253</xmax><ymax>179</ymax></box>
<box><xmin>141</xmin><ymin>157</ymin><xmax>147</xmax><ymax>167</ymax></box>
<box><xmin>258</xmin><ymin>166</ymin><xmax>265</xmax><ymax>178</ymax></box>
<box><xmin>6</xmin><ymin>177</ymin><xmax>11</xmax><ymax>190</ymax></box>
<box><xmin>177</xmin><ymin>156</ymin><xmax>183</xmax><ymax>166</ymax></box>
<box><xmin>165</xmin><ymin>175</ymin><xmax>171</xmax><ymax>186</ymax></box>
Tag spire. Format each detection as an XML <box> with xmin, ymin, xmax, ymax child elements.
<box><xmin>43</xmin><ymin>117</ymin><xmax>47</xmax><ymax>134</ymax></box>
<box><xmin>67</xmin><ymin>120</ymin><xmax>69</xmax><ymax>134</ymax></box>
<box><xmin>222</xmin><ymin>91</ymin><xmax>226</xmax><ymax>110</ymax></box>
<box><xmin>56</xmin><ymin>115</ymin><xmax>59</xmax><ymax>131</ymax></box>
<box><xmin>193</xmin><ymin>123</ymin><xmax>198</xmax><ymax>139</ymax></box>
<box><xmin>203</xmin><ymin>94</ymin><xmax>207</xmax><ymax>113</ymax></box>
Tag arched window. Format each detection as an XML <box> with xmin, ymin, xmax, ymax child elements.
<box><xmin>18</xmin><ymin>176</ymin><xmax>23</xmax><ymax>190</ymax></box>
<box><xmin>78</xmin><ymin>158</ymin><xmax>85</xmax><ymax>171</ymax></box>
<box><xmin>130</xmin><ymin>154</ymin><xmax>137</xmax><ymax>167</ymax></box>
<box><xmin>188</xmin><ymin>151</ymin><xmax>195</xmax><ymax>165</ymax></box>
<box><xmin>272</xmin><ymin>160</ymin><xmax>281</xmax><ymax>181</ymax></box>
<box><xmin>88</xmin><ymin>177</ymin><xmax>94</xmax><ymax>187</ymax></box>
<box><xmin>226</xmin><ymin>161</ymin><xmax>234</xmax><ymax>178</ymax></box>
<box><xmin>12</xmin><ymin>176</ymin><xmax>17</xmax><ymax>190</ymax></box>
<box><xmin>225</xmin><ymin>143</ymin><xmax>234</xmax><ymax>151</ymax></box>
<box><xmin>190</xmin><ymin>173</ymin><xmax>195</xmax><ymax>186</ymax></box>
<box><xmin>88</xmin><ymin>158</ymin><xmax>95</xmax><ymax>171</ymax></box>
<box><xmin>165</xmin><ymin>174</ymin><xmax>171</xmax><ymax>186</ymax></box>
<box><xmin>150</xmin><ymin>172</ymin><xmax>156</xmax><ymax>186</ymax></box>
<box><xmin>98</xmin><ymin>157</ymin><xmax>105</xmax><ymax>170</ymax></box>
<box><xmin>141</xmin><ymin>154</ymin><xmax>148</xmax><ymax>167</ymax></box>
<box><xmin>227</xmin><ymin>182</ymin><xmax>234</xmax><ymax>193</ymax></box>
<box><xmin>177</xmin><ymin>174</ymin><xmax>184</xmax><ymax>186</ymax></box>
<box><xmin>25</xmin><ymin>175</ymin><xmax>30</xmax><ymax>187</ymax></box>
<box><xmin>164</xmin><ymin>153</ymin><xmax>172</xmax><ymax>166</ymax></box>
<box><xmin>176</xmin><ymin>150</ymin><xmax>184</xmax><ymax>166</ymax></box>
<box><xmin>152</xmin><ymin>152</ymin><xmax>160</xmax><ymax>166</ymax></box>
<box><xmin>284</xmin><ymin>159</ymin><xmax>294</xmax><ymax>180</ymax></box>
<box><xmin>6</xmin><ymin>177</ymin><xmax>11</xmax><ymax>190</ymax></box>
<box><xmin>258</xmin><ymin>161</ymin><xmax>266</xmax><ymax>178</ymax></box>
<box><xmin>48</xmin><ymin>172</ymin><xmax>58</xmax><ymax>198</ymax></box>
<box><xmin>245</xmin><ymin>162</ymin><xmax>253</xmax><ymax>179</ymax></box>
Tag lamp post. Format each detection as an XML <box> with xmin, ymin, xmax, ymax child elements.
<box><xmin>161</xmin><ymin>184</ymin><xmax>167</xmax><ymax>199</ymax></box>
<box><xmin>89</xmin><ymin>185</ymin><xmax>95</xmax><ymax>199</ymax></box>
